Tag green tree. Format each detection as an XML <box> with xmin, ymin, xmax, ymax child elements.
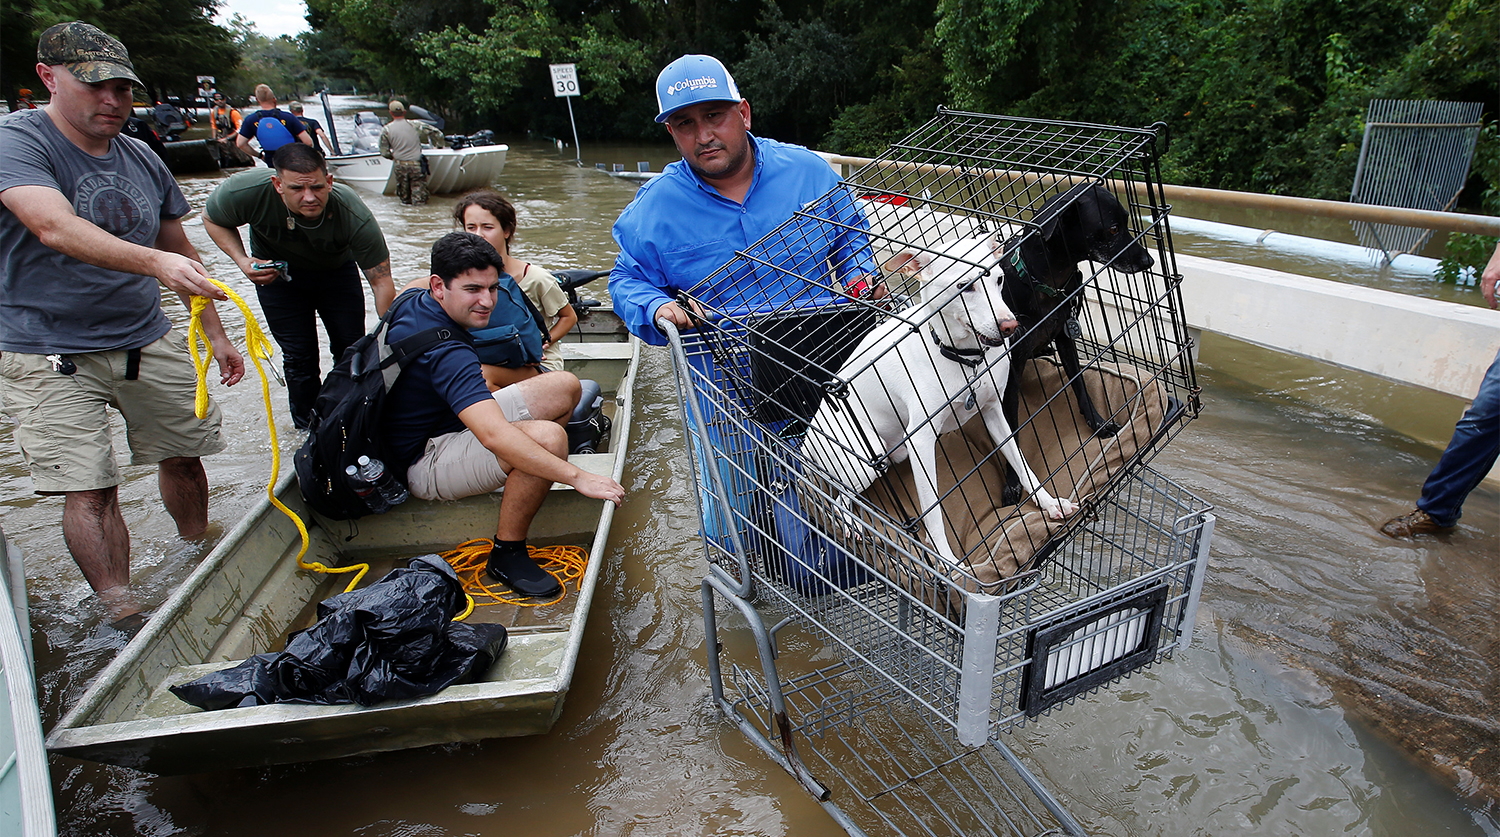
<box><xmin>736</xmin><ymin>4</ymin><xmax>860</xmax><ymax>142</ymax></box>
<box><xmin>413</xmin><ymin>0</ymin><xmax>560</xmax><ymax>112</ymax></box>
<box><xmin>820</xmin><ymin>0</ymin><xmax>946</xmax><ymax>155</ymax></box>
<box><xmin>2</xmin><ymin>0</ymin><xmax>236</xmax><ymax>107</ymax></box>
<box><xmin>95</xmin><ymin>0</ymin><xmax>239</xmax><ymax>101</ymax></box>
<box><xmin>222</xmin><ymin>15</ymin><xmax>318</xmax><ymax>101</ymax></box>
<box><xmin>933</xmin><ymin>0</ymin><xmax>1481</xmax><ymax>197</ymax></box>
<box><xmin>3</xmin><ymin>0</ymin><xmax>105</xmax><ymax>106</ymax></box>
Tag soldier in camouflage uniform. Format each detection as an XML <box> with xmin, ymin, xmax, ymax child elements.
<box><xmin>378</xmin><ymin>99</ymin><xmax>446</xmax><ymax>205</ymax></box>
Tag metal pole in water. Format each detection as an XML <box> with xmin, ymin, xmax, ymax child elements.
<box><xmin>565</xmin><ymin>95</ymin><xmax>582</xmax><ymax>168</ymax></box>
<box><xmin>550</xmin><ymin>63</ymin><xmax>584</xmax><ymax>167</ymax></box>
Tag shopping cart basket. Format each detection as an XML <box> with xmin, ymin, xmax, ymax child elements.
<box><xmin>664</xmin><ymin>110</ymin><xmax>1215</xmax><ymax>835</ymax></box>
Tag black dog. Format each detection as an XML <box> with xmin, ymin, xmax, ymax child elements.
<box><xmin>998</xmin><ymin>182</ymin><xmax>1155</xmax><ymax>505</ymax></box>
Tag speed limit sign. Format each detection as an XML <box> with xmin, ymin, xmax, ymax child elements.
<box><xmin>549</xmin><ymin>64</ymin><xmax>579</xmax><ymax>98</ymax></box>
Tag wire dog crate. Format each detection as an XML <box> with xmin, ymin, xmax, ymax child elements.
<box><xmin>665</xmin><ymin>110</ymin><xmax>1214</xmax><ymax>834</ymax></box>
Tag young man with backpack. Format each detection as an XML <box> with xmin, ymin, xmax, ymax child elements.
<box><xmin>379</xmin><ymin>232</ymin><xmax>624</xmax><ymax>596</ymax></box>
<box><xmin>236</xmin><ymin>83</ymin><xmax>312</xmax><ymax>166</ymax></box>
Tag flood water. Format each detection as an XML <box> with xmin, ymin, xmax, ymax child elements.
<box><xmin>2</xmin><ymin>98</ymin><xmax>1496</xmax><ymax>835</ymax></box>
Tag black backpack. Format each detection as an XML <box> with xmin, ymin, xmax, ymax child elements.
<box><xmin>293</xmin><ymin>292</ymin><xmax>471</xmax><ymax>519</ymax></box>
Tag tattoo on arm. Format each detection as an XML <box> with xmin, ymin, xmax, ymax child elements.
<box><xmin>365</xmin><ymin>261</ymin><xmax>392</xmax><ymax>285</ymax></box>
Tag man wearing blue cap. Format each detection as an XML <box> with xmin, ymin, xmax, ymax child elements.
<box><xmin>609</xmin><ymin>54</ymin><xmax>883</xmax><ymax>345</ymax></box>
<box><xmin>609</xmin><ymin>54</ymin><xmax>883</xmax><ymax>569</ymax></box>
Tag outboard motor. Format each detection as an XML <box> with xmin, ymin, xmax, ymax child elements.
<box><xmin>350</xmin><ymin>111</ymin><xmax>384</xmax><ymax>154</ymax></box>
<box><xmin>466</xmin><ymin>129</ymin><xmax>495</xmax><ymax>147</ymax></box>
<box><xmin>406</xmin><ymin>105</ymin><xmax>444</xmax><ymax>131</ymax></box>
<box><xmin>567</xmin><ymin>379</ymin><xmax>611</xmax><ymax>455</ymax></box>
<box><xmin>553</xmin><ymin>269</ymin><xmax>608</xmax><ymax>318</ymax></box>
<box><xmin>151</xmin><ymin>101</ymin><xmax>188</xmax><ymax>141</ymax></box>
<box><xmin>444</xmin><ymin>134</ymin><xmax>469</xmax><ymax>150</ymax></box>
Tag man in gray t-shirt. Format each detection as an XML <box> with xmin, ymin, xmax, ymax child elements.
<box><xmin>0</xmin><ymin>22</ymin><xmax>245</xmax><ymax>632</ymax></box>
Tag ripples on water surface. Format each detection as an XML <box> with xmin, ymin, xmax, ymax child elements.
<box><xmin>0</xmin><ymin>107</ymin><xmax>1494</xmax><ymax>834</ymax></box>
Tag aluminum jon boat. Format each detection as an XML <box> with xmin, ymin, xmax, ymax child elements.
<box><xmin>327</xmin><ymin>144</ymin><xmax>509</xmax><ymax>196</ymax></box>
<box><xmin>1</xmin><ymin>526</ymin><xmax>55</xmax><ymax>836</ymax></box>
<box><xmin>46</xmin><ymin>283</ymin><xmax>636</xmax><ymax>775</ymax></box>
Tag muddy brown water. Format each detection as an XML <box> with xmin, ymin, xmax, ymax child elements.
<box><xmin>1</xmin><ymin>101</ymin><xmax>1495</xmax><ymax>834</ymax></box>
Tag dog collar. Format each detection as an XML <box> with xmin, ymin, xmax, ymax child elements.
<box><xmin>929</xmin><ymin>328</ymin><xmax>985</xmax><ymax>367</ymax></box>
<box><xmin>1003</xmin><ymin>235</ymin><xmax>1061</xmax><ymax>298</ymax></box>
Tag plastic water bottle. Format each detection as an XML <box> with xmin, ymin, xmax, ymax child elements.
<box><xmin>345</xmin><ymin>464</ymin><xmax>389</xmax><ymax>514</ymax></box>
<box><xmin>357</xmin><ymin>455</ymin><xmax>409</xmax><ymax>507</ymax></box>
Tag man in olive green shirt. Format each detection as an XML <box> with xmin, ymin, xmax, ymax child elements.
<box><xmin>202</xmin><ymin>142</ymin><xmax>395</xmax><ymax>428</ymax></box>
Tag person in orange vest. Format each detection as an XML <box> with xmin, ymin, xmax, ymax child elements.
<box><xmin>208</xmin><ymin>90</ymin><xmax>241</xmax><ymax>140</ymax></box>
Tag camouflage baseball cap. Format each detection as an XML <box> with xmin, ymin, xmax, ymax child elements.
<box><xmin>36</xmin><ymin>22</ymin><xmax>142</xmax><ymax>85</ymax></box>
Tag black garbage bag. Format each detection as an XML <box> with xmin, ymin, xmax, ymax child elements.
<box><xmin>170</xmin><ymin>555</ymin><xmax>507</xmax><ymax>710</ymax></box>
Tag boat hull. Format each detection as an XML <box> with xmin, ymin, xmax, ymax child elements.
<box><xmin>157</xmin><ymin>139</ymin><xmax>221</xmax><ymax>175</ymax></box>
<box><xmin>1</xmin><ymin>527</ymin><xmax>55</xmax><ymax>836</ymax></box>
<box><xmin>328</xmin><ymin>145</ymin><xmax>509</xmax><ymax>197</ymax></box>
<box><xmin>46</xmin><ymin>317</ymin><xmax>636</xmax><ymax>774</ymax></box>
<box><xmin>326</xmin><ymin>151</ymin><xmax>392</xmax><ymax>193</ymax></box>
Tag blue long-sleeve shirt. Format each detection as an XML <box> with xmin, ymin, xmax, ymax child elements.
<box><xmin>609</xmin><ymin>133</ymin><xmax>876</xmax><ymax>345</ymax></box>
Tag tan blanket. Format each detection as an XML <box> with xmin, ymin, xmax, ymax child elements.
<box><xmin>851</xmin><ymin>357</ymin><xmax>1174</xmax><ymax>604</ymax></box>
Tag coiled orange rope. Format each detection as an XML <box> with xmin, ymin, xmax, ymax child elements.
<box><xmin>439</xmin><ymin>539</ymin><xmax>590</xmax><ymax>608</ymax></box>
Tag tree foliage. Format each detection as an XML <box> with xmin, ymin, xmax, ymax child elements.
<box><xmin>2</xmin><ymin>0</ymin><xmax>103</xmax><ymax>107</ymax></box>
<box><xmin>94</xmin><ymin>0</ymin><xmax>238</xmax><ymax>100</ymax></box>
<box><xmin>1</xmin><ymin>0</ymin><xmax>236</xmax><ymax>105</ymax></box>
<box><xmin>221</xmin><ymin>15</ymin><xmax>317</xmax><ymax>101</ymax></box>
<box><xmin>3</xmin><ymin>0</ymin><xmax>1492</xmax><ymax>211</ymax></box>
<box><xmin>932</xmin><ymin>0</ymin><xmax>1493</xmax><ymax>202</ymax></box>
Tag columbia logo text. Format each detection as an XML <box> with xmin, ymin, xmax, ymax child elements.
<box><xmin>665</xmin><ymin>77</ymin><xmax>719</xmax><ymax>96</ymax></box>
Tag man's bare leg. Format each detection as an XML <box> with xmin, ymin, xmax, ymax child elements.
<box><xmin>495</xmin><ymin>420</ymin><xmax>569</xmax><ymax>541</ymax></box>
<box><xmin>489</xmin><ymin>420</ymin><xmax>569</xmax><ymax>596</ymax></box>
<box><xmin>513</xmin><ymin>372</ymin><xmax>581</xmax><ymax>428</ymax></box>
<box><xmin>158</xmin><ymin>456</ymin><xmax>209</xmax><ymax>539</ymax></box>
<box><xmin>62</xmin><ymin>486</ymin><xmax>137</xmax><ymax>620</ymax></box>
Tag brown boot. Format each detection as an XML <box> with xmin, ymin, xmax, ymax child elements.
<box><xmin>1379</xmin><ymin>509</ymin><xmax>1454</xmax><ymax>538</ymax></box>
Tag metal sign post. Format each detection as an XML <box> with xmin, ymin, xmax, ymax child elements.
<box><xmin>549</xmin><ymin>63</ymin><xmax>583</xmax><ymax>167</ymax></box>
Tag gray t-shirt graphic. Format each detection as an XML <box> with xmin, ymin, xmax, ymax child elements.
<box><xmin>0</xmin><ymin>107</ymin><xmax>189</xmax><ymax>353</ymax></box>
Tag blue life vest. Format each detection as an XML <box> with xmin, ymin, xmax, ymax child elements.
<box><xmin>470</xmin><ymin>273</ymin><xmax>547</xmax><ymax>368</ymax></box>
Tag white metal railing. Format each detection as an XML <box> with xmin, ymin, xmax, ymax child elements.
<box><xmin>815</xmin><ymin>152</ymin><xmax>1500</xmax><ymax>237</ymax></box>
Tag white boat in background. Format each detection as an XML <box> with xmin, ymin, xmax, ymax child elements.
<box><xmin>0</xmin><ymin>527</ymin><xmax>55</xmax><ymax>837</ymax></box>
<box><xmin>424</xmin><ymin>144</ymin><xmax>509</xmax><ymax>194</ymax></box>
<box><xmin>327</xmin><ymin>150</ymin><xmax>395</xmax><ymax>192</ymax></box>
<box><xmin>328</xmin><ymin>145</ymin><xmax>510</xmax><ymax>196</ymax></box>
<box><xmin>324</xmin><ymin>106</ymin><xmax>508</xmax><ymax>197</ymax></box>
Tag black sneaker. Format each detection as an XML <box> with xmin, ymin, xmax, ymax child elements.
<box><xmin>486</xmin><ymin>546</ymin><xmax>562</xmax><ymax>598</ymax></box>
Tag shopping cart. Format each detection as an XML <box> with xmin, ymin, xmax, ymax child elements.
<box><xmin>665</xmin><ymin>110</ymin><xmax>1215</xmax><ymax>836</ymax></box>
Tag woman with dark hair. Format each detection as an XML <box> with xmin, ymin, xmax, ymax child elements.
<box><xmin>453</xmin><ymin>190</ymin><xmax>577</xmax><ymax>372</ymax></box>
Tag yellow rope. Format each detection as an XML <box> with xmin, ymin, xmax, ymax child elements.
<box><xmin>439</xmin><ymin>539</ymin><xmax>590</xmax><ymax>608</ymax></box>
<box><xmin>188</xmin><ymin>280</ymin><xmax>368</xmax><ymax>593</ymax></box>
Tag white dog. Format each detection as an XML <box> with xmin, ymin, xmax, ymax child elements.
<box><xmin>801</xmin><ymin>234</ymin><xmax>1078</xmax><ymax>571</ymax></box>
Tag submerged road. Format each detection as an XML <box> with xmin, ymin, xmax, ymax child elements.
<box><xmin>0</xmin><ymin>117</ymin><xmax>1495</xmax><ymax>834</ymax></box>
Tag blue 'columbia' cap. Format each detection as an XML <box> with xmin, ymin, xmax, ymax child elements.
<box><xmin>654</xmin><ymin>55</ymin><xmax>742</xmax><ymax>124</ymax></box>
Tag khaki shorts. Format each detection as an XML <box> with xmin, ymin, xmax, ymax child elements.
<box><xmin>404</xmin><ymin>386</ymin><xmax>533</xmax><ymax>502</ymax></box>
<box><xmin>0</xmin><ymin>330</ymin><xmax>226</xmax><ymax>494</ymax></box>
